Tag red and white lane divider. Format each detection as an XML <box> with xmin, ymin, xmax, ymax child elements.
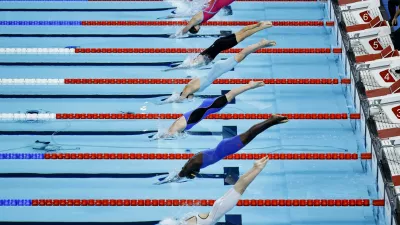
<box><xmin>44</xmin><ymin>152</ymin><xmax>372</xmax><ymax>160</ymax></box>
<box><xmin>29</xmin><ymin>198</ymin><xmax>384</xmax><ymax>207</ymax></box>
<box><xmin>80</xmin><ymin>21</ymin><xmax>334</xmax><ymax>27</ymax></box>
<box><xmin>0</xmin><ymin>48</ymin><xmax>74</xmax><ymax>54</ymax></box>
<box><xmin>0</xmin><ymin>78</ymin><xmax>351</xmax><ymax>85</ymax></box>
<box><xmin>0</xmin><ymin>48</ymin><xmax>342</xmax><ymax>54</ymax></box>
<box><xmin>0</xmin><ymin>113</ymin><xmax>361</xmax><ymax>121</ymax></box>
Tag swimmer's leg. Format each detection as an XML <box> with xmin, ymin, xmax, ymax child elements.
<box><xmin>239</xmin><ymin>115</ymin><xmax>288</xmax><ymax>145</ymax></box>
<box><xmin>201</xmin><ymin>157</ymin><xmax>269</xmax><ymax>223</ymax></box>
<box><xmin>224</xmin><ymin>81</ymin><xmax>264</xmax><ymax>102</ymax></box>
<box><xmin>235</xmin><ymin>21</ymin><xmax>273</xmax><ymax>43</ymax></box>
<box><xmin>233</xmin><ymin>156</ymin><xmax>269</xmax><ymax>194</ymax></box>
<box><xmin>200</xmin><ymin>115</ymin><xmax>288</xmax><ymax>168</ymax></box>
<box><xmin>234</xmin><ymin>39</ymin><xmax>276</xmax><ymax>63</ymax></box>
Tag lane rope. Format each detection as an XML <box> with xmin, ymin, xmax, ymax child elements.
<box><xmin>0</xmin><ymin>113</ymin><xmax>362</xmax><ymax>120</ymax></box>
<box><xmin>0</xmin><ymin>21</ymin><xmax>335</xmax><ymax>26</ymax></box>
<box><xmin>0</xmin><ymin>47</ymin><xmax>342</xmax><ymax>54</ymax></box>
<box><xmin>0</xmin><ymin>152</ymin><xmax>373</xmax><ymax>160</ymax></box>
<box><xmin>0</xmin><ymin>199</ymin><xmax>385</xmax><ymax>207</ymax></box>
<box><xmin>0</xmin><ymin>78</ymin><xmax>351</xmax><ymax>85</ymax></box>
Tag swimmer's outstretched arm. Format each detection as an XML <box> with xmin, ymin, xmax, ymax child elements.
<box><xmin>170</xmin><ymin>12</ymin><xmax>203</xmax><ymax>38</ymax></box>
<box><xmin>163</xmin><ymin>64</ymin><xmax>193</xmax><ymax>72</ymax></box>
<box><xmin>179</xmin><ymin>80</ymin><xmax>199</xmax><ymax>100</ymax></box>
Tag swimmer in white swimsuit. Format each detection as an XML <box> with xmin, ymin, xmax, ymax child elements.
<box><xmin>161</xmin><ymin>39</ymin><xmax>276</xmax><ymax>104</ymax></box>
<box><xmin>158</xmin><ymin>156</ymin><xmax>270</xmax><ymax>225</ymax></box>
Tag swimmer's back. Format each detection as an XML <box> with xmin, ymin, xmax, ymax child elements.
<box><xmin>202</xmin><ymin>0</ymin><xmax>235</xmax><ymax>23</ymax></box>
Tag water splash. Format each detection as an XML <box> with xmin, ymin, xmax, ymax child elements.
<box><xmin>165</xmin><ymin>0</ymin><xmax>211</xmax><ymax>16</ymax></box>
<box><xmin>158</xmin><ymin>217</ymin><xmax>181</xmax><ymax>225</ymax></box>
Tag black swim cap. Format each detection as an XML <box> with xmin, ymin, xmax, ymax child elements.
<box><xmin>189</xmin><ymin>25</ymin><xmax>200</xmax><ymax>34</ymax></box>
<box><xmin>180</xmin><ymin>92</ymin><xmax>194</xmax><ymax>99</ymax></box>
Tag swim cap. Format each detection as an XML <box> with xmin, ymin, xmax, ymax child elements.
<box><xmin>189</xmin><ymin>25</ymin><xmax>200</xmax><ymax>34</ymax></box>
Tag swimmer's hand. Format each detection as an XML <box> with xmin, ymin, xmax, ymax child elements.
<box><xmin>169</xmin><ymin>30</ymin><xmax>184</xmax><ymax>39</ymax></box>
<box><xmin>159</xmin><ymin>93</ymin><xmax>181</xmax><ymax>104</ymax></box>
<box><xmin>154</xmin><ymin>171</ymin><xmax>186</xmax><ymax>185</ymax></box>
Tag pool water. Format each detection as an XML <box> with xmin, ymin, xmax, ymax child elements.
<box><xmin>0</xmin><ymin>1</ymin><xmax>382</xmax><ymax>224</ymax></box>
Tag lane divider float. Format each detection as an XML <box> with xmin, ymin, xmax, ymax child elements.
<box><xmin>0</xmin><ymin>199</ymin><xmax>385</xmax><ymax>207</ymax></box>
<box><xmin>0</xmin><ymin>152</ymin><xmax>373</xmax><ymax>160</ymax></box>
<box><xmin>0</xmin><ymin>47</ymin><xmax>342</xmax><ymax>54</ymax></box>
<box><xmin>0</xmin><ymin>78</ymin><xmax>352</xmax><ymax>85</ymax></box>
<box><xmin>0</xmin><ymin>113</ymin><xmax>362</xmax><ymax>121</ymax></box>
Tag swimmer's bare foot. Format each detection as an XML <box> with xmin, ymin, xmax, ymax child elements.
<box><xmin>260</xmin><ymin>39</ymin><xmax>276</xmax><ymax>47</ymax></box>
<box><xmin>249</xmin><ymin>81</ymin><xmax>265</xmax><ymax>89</ymax></box>
<box><xmin>270</xmin><ymin>114</ymin><xmax>289</xmax><ymax>124</ymax></box>
<box><xmin>261</xmin><ymin>21</ymin><xmax>273</xmax><ymax>28</ymax></box>
<box><xmin>254</xmin><ymin>156</ymin><xmax>269</xmax><ymax>170</ymax></box>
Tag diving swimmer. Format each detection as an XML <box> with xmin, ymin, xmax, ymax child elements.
<box><xmin>157</xmin><ymin>81</ymin><xmax>265</xmax><ymax>139</ymax></box>
<box><xmin>161</xmin><ymin>39</ymin><xmax>276</xmax><ymax>104</ymax></box>
<box><xmin>159</xmin><ymin>156</ymin><xmax>270</xmax><ymax>225</ymax></box>
<box><xmin>165</xmin><ymin>21</ymin><xmax>273</xmax><ymax>71</ymax></box>
<box><xmin>156</xmin><ymin>115</ymin><xmax>287</xmax><ymax>185</ymax></box>
<box><xmin>170</xmin><ymin>0</ymin><xmax>236</xmax><ymax>38</ymax></box>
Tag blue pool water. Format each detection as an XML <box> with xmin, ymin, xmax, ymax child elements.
<box><xmin>0</xmin><ymin>1</ymin><xmax>382</xmax><ymax>224</ymax></box>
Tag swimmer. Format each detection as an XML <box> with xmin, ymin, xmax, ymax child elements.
<box><xmin>157</xmin><ymin>115</ymin><xmax>287</xmax><ymax>184</ymax></box>
<box><xmin>170</xmin><ymin>0</ymin><xmax>236</xmax><ymax>38</ymax></box>
<box><xmin>158</xmin><ymin>81</ymin><xmax>265</xmax><ymax>139</ymax></box>
<box><xmin>161</xmin><ymin>39</ymin><xmax>276</xmax><ymax>104</ymax></box>
<box><xmin>159</xmin><ymin>156</ymin><xmax>269</xmax><ymax>225</ymax></box>
<box><xmin>178</xmin><ymin>115</ymin><xmax>287</xmax><ymax>179</ymax></box>
<box><xmin>165</xmin><ymin>21</ymin><xmax>273</xmax><ymax>71</ymax></box>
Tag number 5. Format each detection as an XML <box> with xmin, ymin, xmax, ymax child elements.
<box><xmin>373</xmin><ymin>41</ymin><xmax>379</xmax><ymax>50</ymax></box>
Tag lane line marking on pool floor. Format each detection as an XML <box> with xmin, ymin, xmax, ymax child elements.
<box><xmin>0</xmin><ymin>20</ymin><xmax>335</xmax><ymax>27</ymax></box>
<box><xmin>0</xmin><ymin>47</ymin><xmax>342</xmax><ymax>54</ymax></box>
<box><xmin>0</xmin><ymin>78</ymin><xmax>351</xmax><ymax>85</ymax></box>
<box><xmin>0</xmin><ymin>198</ymin><xmax>385</xmax><ymax>207</ymax></box>
<box><xmin>0</xmin><ymin>113</ymin><xmax>361</xmax><ymax>120</ymax></box>
<box><xmin>0</xmin><ymin>152</ymin><xmax>373</xmax><ymax>160</ymax></box>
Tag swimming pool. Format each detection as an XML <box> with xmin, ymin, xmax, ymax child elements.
<box><xmin>0</xmin><ymin>0</ymin><xmax>385</xmax><ymax>224</ymax></box>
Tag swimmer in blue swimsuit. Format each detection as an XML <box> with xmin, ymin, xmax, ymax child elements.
<box><xmin>176</xmin><ymin>114</ymin><xmax>288</xmax><ymax>179</ymax></box>
<box><xmin>160</xmin><ymin>39</ymin><xmax>276</xmax><ymax>104</ymax></box>
<box><xmin>161</xmin><ymin>81</ymin><xmax>265</xmax><ymax>138</ymax></box>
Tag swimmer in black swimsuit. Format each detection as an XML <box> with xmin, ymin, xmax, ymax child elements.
<box><xmin>157</xmin><ymin>81</ymin><xmax>265</xmax><ymax>139</ymax></box>
<box><xmin>164</xmin><ymin>21</ymin><xmax>273</xmax><ymax>71</ymax></box>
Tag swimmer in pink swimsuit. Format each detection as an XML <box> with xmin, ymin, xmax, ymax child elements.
<box><xmin>170</xmin><ymin>0</ymin><xmax>235</xmax><ymax>38</ymax></box>
<box><xmin>203</xmin><ymin>0</ymin><xmax>235</xmax><ymax>22</ymax></box>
